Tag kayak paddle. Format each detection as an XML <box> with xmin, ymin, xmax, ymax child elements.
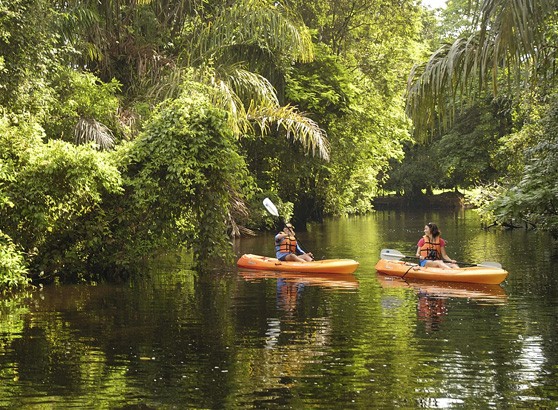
<box><xmin>263</xmin><ymin>197</ymin><xmax>280</xmax><ymax>218</ymax></box>
<box><xmin>380</xmin><ymin>248</ymin><xmax>503</xmax><ymax>269</ymax></box>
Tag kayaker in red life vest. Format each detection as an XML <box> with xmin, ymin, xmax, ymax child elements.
<box><xmin>275</xmin><ymin>223</ymin><xmax>314</xmax><ymax>262</ymax></box>
<box><xmin>415</xmin><ymin>222</ymin><xmax>459</xmax><ymax>270</ymax></box>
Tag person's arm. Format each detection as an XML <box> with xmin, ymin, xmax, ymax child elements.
<box><xmin>297</xmin><ymin>244</ymin><xmax>313</xmax><ymax>259</ymax></box>
<box><xmin>275</xmin><ymin>232</ymin><xmax>287</xmax><ymax>242</ymax></box>
<box><xmin>416</xmin><ymin>238</ymin><xmax>425</xmax><ymax>259</ymax></box>
<box><xmin>440</xmin><ymin>246</ymin><xmax>455</xmax><ymax>263</ymax></box>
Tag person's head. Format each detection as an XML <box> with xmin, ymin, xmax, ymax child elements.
<box><xmin>425</xmin><ymin>222</ymin><xmax>440</xmax><ymax>237</ymax></box>
<box><xmin>284</xmin><ymin>223</ymin><xmax>295</xmax><ymax>233</ymax></box>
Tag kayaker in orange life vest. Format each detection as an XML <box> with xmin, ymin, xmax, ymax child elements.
<box><xmin>275</xmin><ymin>223</ymin><xmax>314</xmax><ymax>262</ymax></box>
<box><xmin>415</xmin><ymin>222</ymin><xmax>459</xmax><ymax>270</ymax></box>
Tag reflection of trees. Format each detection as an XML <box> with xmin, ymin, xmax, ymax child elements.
<box><xmin>0</xmin><ymin>267</ymin><xmax>243</xmax><ymax>408</ymax></box>
<box><xmin>231</xmin><ymin>275</ymin><xmax>335</xmax><ymax>403</ymax></box>
<box><xmin>0</xmin><ymin>291</ymin><xmax>31</xmax><ymax>405</ymax></box>
<box><xmin>1</xmin><ymin>242</ymin><xmax>557</xmax><ymax>408</ymax></box>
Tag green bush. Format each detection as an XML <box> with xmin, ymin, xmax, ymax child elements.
<box><xmin>43</xmin><ymin>67</ymin><xmax>122</xmax><ymax>143</ymax></box>
<box><xmin>109</xmin><ymin>81</ymin><xmax>254</xmax><ymax>271</ymax></box>
<box><xmin>1</xmin><ymin>114</ymin><xmax>124</xmax><ymax>281</ymax></box>
<box><xmin>487</xmin><ymin>92</ymin><xmax>558</xmax><ymax>237</ymax></box>
<box><xmin>0</xmin><ymin>231</ymin><xmax>30</xmax><ymax>291</ymax></box>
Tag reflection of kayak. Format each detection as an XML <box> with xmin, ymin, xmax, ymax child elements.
<box><xmin>375</xmin><ymin>258</ymin><xmax>508</xmax><ymax>285</ymax></box>
<box><xmin>240</xmin><ymin>270</ymin><xmax>359</xmax><ymax>289</ymax></box>
<box><xmin>376</xmin><ymin>274</ymin><xmax>507</xmax><ymax>303</ymax></box>
<box><xmin>237</xmin><ymin>254</ymin><xmax>359</xmax><ymax>274</ymax></box>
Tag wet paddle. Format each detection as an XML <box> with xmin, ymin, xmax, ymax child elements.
<box><xmin>263</xmin><ymin>197</ymin><xmax>313</xmax><ymax>258</ymax></box>
<box><xmin>380</xmin><ymin>248</ymin><xmax>502</xmax><ymax>269</ymax></box>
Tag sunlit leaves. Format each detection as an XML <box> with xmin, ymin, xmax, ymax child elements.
<box><xmin>189</xmin><ymin>0</ymin><xmax>313</xmax><ymax>66</ymax></box>
<box><xmin>249</xmin><ymin>104</ymin><xmax>330</xmax><ymax>161</ymax></box>
<box><xmin>115</xmin><ymin>81</ymin><xmax>254</xmax><ymax>268</ymax></box>
<box><xmin>0</xmin><ymin>231</ymin><xmax>30</xmax><ymax>290</ymax></box>
<box><xmin>407</xmin><ymin>0</ymin><xmax>558</xmax><ymax>139</ymax></box>
<box><xmin>486</xmin><ymin>93</ymin><xmax>558</xmax><ymax>236</ymax></box>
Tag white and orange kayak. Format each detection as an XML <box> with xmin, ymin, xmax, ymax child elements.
<box><xmin>375</xmin><ymin>258</ymin><xmax>508</xmax><ymax>285</ymax></box>
<box><xmin>237</xmin><ymin>254</ymin><xmax>359</xmax><ymax>274</ymax></box>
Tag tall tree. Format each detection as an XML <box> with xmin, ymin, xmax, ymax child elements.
<box><xmin>407</xmin><ymin>0</ymin><xmax>558</xmax><ymax>139</ymax></box>
<box><xmin>405</xmin><ymin>0</ymin><xmax>558</xmax><ymax>235</ymax></box>
<box><xmin>53</xmin><ymin>0</ymin><xmax>330</xmax><ymax>159</ymax></box>
<box><xmin>270</xmin><ymin>0</ymin><xmax>421</xmax><ymax>217</ymax></box>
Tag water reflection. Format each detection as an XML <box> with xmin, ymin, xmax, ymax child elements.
<box><xmin>240</xmin><ymin>270</ymin><xmax>359</xmax><ymax>290</ymax></box>
<box><xmin>376</xmin><ymin>274</ymin><xmax>508</xmax><ymax>303</ymax></box>
<box><xmin>377</xmin><ymin>274</ymin><xmax>508</xmax><ymax>332</ymax></box>
<box><xmin>239</xmin><ymin>269</ymin><xmax>358</xmax><ymax>315</ymax></box>
<box><xmin>234</xmin><ymin>270</ymin><xmax>360</xmax><ymax>406</ymax></box>
<box><xmin>2</xmin><ymin>210</ymin><xmax>558</xmax><ymax>408</ymax></box>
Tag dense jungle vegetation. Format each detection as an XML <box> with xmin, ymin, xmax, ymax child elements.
<box><xmin>1</xmin><ymin>0</ymin><xmax>557</xmax><ymax>290</ymax></box>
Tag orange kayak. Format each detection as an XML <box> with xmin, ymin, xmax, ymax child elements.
<box><xmin>237</xmin><ymin>254</ymin><xmax>359</xmax><ymax>274</ymax></box>
<box><xmin>375</xmin><ymin>258</ymin><xmax>508</xmax><ymax>285</ymax></box>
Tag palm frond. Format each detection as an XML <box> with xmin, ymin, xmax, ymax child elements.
<box><xmin>407</xmin><ymin>0</ymin><xmax>558</xmax><ymax>140</ymax></box>
<box><xmin>75</xmin><ymin>117</ymin><xmax>115</xmax><ymax>150</ymax></box>
<box><xmin>216</xmin><ymin>63</ymin><xmax>280</xmax><ymax>108</ymax></box>
<box><xmin>190</xmin><ymin>0</ymin><xmax>313</xmax><ymax>65</ymax></box>
<box><xmin>249</xmin><ymin>104</ymin><xmax>330</xmax><ymax>161</ymax></box>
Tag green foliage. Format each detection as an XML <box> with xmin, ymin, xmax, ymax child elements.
<box><xmin>407</xmin><ymin>0</ymin><xmax>558</xmax><ymax>140</ymax></box>
<box><xmin>43</xmin><ymin>67</ymin><xmax>122</xmax><ymax>143</ymax></box>
<box><xmin>434</xmin><ymin>98</ymin><xmax>507</xmax><ymax>187</ymax></box>
<box><xmin>283</xmin><ymin>45</ymin><xmax>410</xmax><ymax>215</ymax></box>
<box><xmin>485</xmin><ymin>92</ymin><xmax>558</xmax><ymax>237</ymax></box>
<box><xmin>0</xmin><ymin>0</ymin><xmax>461</xmax><ymax>285</ymax></box>
<box><xmin>0</xmin><ymin>234</ymin><xmax>26</xmax><ymax>291</ymax></box>
<box><xmin>111</xmin><ymin>81</ymin><xmax>254</xmax><ymax>270</ymax></box>
<box><xmin>0</xmin><ymin>115</ymin><xmax>124</xmax><ymax>280</ymax></box>
<box><xmin>0</xmin><ymin>231</ymin><xmax>30</xmax><ymax>291</ymax></box>
<box><xmin>0</xmin><ymin>0</ymin><xmax>59</xmax><ymax>111</ymax></box>
<box><xmin>383</xmin><ymin>143</ymin><xmax>439</xmax><ymax>196</ymax></box>
<box><xmin>0</xmin><ymin>114</ymin><xmax>45</xmax><ymax>206</ymax></box>
<box><xmin>189</xmin><ymin>0</ymin><xmax>314</xmax><ymax>67</ymax></box>
<box><xmin>55</xmin><ymin>0</ymin><xmax>171</xmax><ymax>87</ymax></box>
<box><xmin>285</xmin><ymin>44</ymin><xmax>353</xmax><ymax>117</ymax></box>
<box><xmin>385</xmin><ymin>96</ymin><xmax>510</xmax><ymax>195</ymax></box>
<box><xmin>322</xmin><ymin>92</ymin><xmax>409</xmax><ymax>214</ymax></box>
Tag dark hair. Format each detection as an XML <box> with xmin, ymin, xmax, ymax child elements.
<box><xmin>427</xmin><ymin>222</ymin><xmax>440</xmax><ymax>237</ymax></box>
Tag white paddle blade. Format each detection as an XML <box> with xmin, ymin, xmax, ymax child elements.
<box><xmin>263</xmin><ymin>197</ymin><xmax>279</xmax><ymax>217</ymax></box>
<box><xmin>478</xmin><ymin>261</ymin><xmax>503</xmax><ymax>269</ymax></box>
<box><xmin>380</xmin><ymin>249</ymin><xmax>406</xmax><ymax>260</ymax></box>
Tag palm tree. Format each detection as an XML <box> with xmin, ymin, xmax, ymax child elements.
<box><xmin>168</xmin><ymin>0</ymin><xmax>330</xmax><ymax>160</ymax></box>
<box><xmin>56</xmin><ymin>0</ymin><xmax>329</xmax><ymax>159</ymax></box>
<box><xmin>407</xmin><ymin>0</ymin><xmax>558</xmax><ymax>140</ymax></box>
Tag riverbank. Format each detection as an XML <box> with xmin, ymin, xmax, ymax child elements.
<box><xmin>372</xmin><ymin>192</ymin><xmax>467</xmax><ymax>210</ymax></box>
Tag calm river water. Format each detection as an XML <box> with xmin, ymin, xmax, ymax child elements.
<box><xmin>1</xmin><ymin>209</ymin><xmax>558</xmax><ymax>408</ymax></box>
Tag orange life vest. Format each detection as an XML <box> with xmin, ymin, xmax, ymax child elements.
<box><xmin>277</xmin><ymin>233</ymin><xmax>298</xmax><ymax>254</ymax></box>
<box><xmin>419</xmin><ymin>235</ymin><xmax>442</xmax><ymax>260</ymax></box>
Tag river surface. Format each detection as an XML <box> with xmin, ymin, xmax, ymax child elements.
<box><xmin>1</xmin><ymin>209</ymin><xmax>558</xmax><ymax>409</ymax></box>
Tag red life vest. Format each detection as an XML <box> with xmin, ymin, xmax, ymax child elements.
<box><xmin>278</xmin><ymin>234</ymin><xmax>297</xmax><ymax>254</ymax></box>
<box><xmin>419</xmin><ymin>235</ymin><xmax>442</xmax><ymax>260</ymax></box>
